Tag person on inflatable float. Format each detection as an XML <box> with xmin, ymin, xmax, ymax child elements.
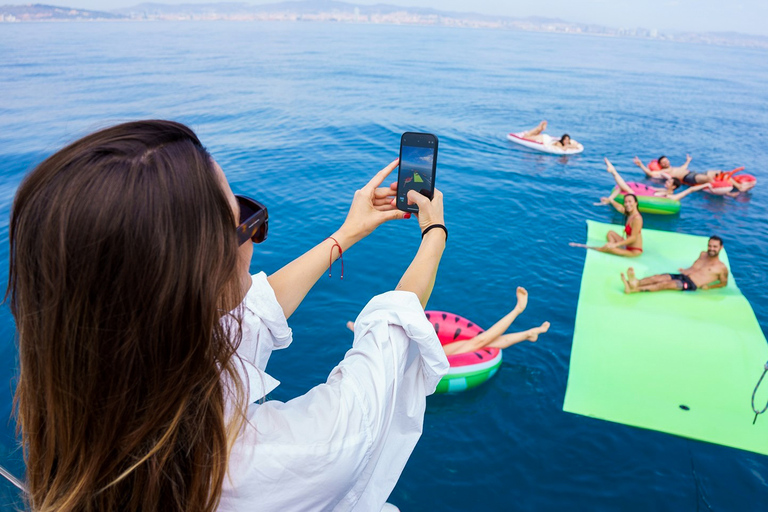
<box><xmin>347</xmin><ymin>287</ymin><xmax>550</xmax><ymax>355</ymax></box>
<box><xmin>521</xmin><ymin>120</ymin><xmax>582</xmax><ymax>151</ymax></box>
<box><xmin>635</xmin><ymin>155</ymin><xmax>755</xmax><ymax>193</ymax></box>
<box><xmin>634</xmin><ymin>154</ymin><xmax>720</xmax><ymax>186</ymax></box>
<box><xmin>598</xmin><ymin>158</ymin><xmax>710</xmax><ymax>203</ymax></box>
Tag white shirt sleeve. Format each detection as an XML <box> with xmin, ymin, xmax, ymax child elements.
<box><xmin>220</xmin><ymin>290</ymin><xmax>449</xmax><ymax>512</ymax></box>
<box><xmin>230</xmin><ymin>272</ymin><xmax>293</xmax><ymax>404</ymax></box>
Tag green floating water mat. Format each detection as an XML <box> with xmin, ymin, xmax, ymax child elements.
<box><xmin>563</xmin><ymin>220</ymin><xmax>768</xmax><ymax>455</ymax></box>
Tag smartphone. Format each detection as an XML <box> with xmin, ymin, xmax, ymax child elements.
<box><xmin>396</xmin><ymin>132</ymin><xmax>438</xmax><ymax>213</ymax></box>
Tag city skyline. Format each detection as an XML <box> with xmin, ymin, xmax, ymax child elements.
<box><xmin>1</xmin><ymin>0</ymin><xmax>765</xmax><ymax>36</ymax></box>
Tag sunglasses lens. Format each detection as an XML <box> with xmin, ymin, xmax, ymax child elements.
<box><xmin>238</xmin><ymin>201</ymin><xmax>255</xmax><ymax>226</ymax></box>
<box><xmin>235</xmin><ymin>195</ymin><xmax>268</xmax><ymax>245</ymax></box>
<box><xmin>253</xmin><ymin>220</ymin><xmax>268</xmax><ymax>244</ymax></box>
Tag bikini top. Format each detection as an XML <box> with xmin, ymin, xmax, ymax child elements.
<box><xmin>625</xmin><ymin>213</ymin><xmax>640</xmax><ymax>237</ymax></box>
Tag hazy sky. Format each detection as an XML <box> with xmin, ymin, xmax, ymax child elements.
<box><xmin>43</xmin><ymin>0</ymin><xmax>768</xmax><ymax>37</ymax></box>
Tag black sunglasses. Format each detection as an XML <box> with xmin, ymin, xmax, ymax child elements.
<box><xmin>235</xmin><ymin>195</ymin><xmax>268</xmax><ymax>246</ymax></box>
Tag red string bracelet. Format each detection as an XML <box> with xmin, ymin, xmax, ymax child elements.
<box><xmin>326</xmin><ymin>236</ymin><xmax>343</xmax><ymax>279</ymax></box>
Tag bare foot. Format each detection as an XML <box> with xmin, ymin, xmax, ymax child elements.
<box><xmin>515</xmin><ymin>286</ymin><xmax>528</xmax><ymax>312</ymax></box>
<box><xmin>539</xmin><ymin>120</ymin><xmax>547</xmax><ymax>131</ymax></box>
<box><xmin>346</xmin><ymin>321</ymin><xmax>354</xmax><ymax>332</ymax></box>
<box><xmin>605</xmin><ymin>158</ymin><xmax>617</xmax><ymax>175</ymax></box>
<box><xmin>627</xmin><ymin>267</ymin><xmax>639</xmax><ymax>289</ymax></box>
<box><xmin>525</xmin><ymin>321</ymin><xmax>550</xmax><ymax>342</ymax></box>
<box><xmin>621</xmin><ymin>272</ymin><xmax>631</xmax><ymax>294</ymax></box>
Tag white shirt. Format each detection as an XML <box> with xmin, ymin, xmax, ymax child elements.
<box><xmin>219</xmin><ymin>273</ymin><xmax>449</xmax><ymax>511</ymax></box>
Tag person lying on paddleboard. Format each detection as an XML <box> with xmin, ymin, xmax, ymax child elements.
<box><xmin>348</xmin><ymin>286</ymin><xmax>550</xmax><ymax>356</ymax></box>
<box><xmin>570</xmin><ymin>190</ymin><xmax>644</xmax><ymax>257</ymax></box>
<box><xmin>596</xmin><ymin>158</ymin><xmax>710</xmax><ymax>204</ymax></box>
<box><xmin>521</xmin><ymin>120</ymin><xmax>582</xmax><ymax>151</ymax></box>
<box><xmin>620</xmin><ymin>236</ymin><xmax>728</xmax><ymax>293</ymax></box>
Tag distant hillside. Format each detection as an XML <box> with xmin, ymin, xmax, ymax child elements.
<box><xmin>0</xmin><ymin>3</ymin><xmax>125</xmax><ymax>20</ymax></box>
<box><xmin>112</xmin><ymin>1</ymin><xmax>564</xmax><ymax>24</ymax></box>
<box><xmin>1</xmin><ymin>1</ymin><xmax>767</xmax><ymax>49</ymax></box>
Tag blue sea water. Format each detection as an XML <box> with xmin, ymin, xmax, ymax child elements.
<box><xmin>1</xmin><ymin>20</ymin><xmax>768</xmax><ymax>510</ymax></box>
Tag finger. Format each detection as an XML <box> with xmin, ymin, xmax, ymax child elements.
<box><xmin>390</xmin><ymin>182</ymin><xmax>397</xmax><ymax>191</ymax></box>
<box><xmin>374</xmin><ymin>186</ymin><xmax>397</xmax><ymax>199</ymax></box>
<box><xmin>373</xmin><ymin>196</ymin><xmax>396</xmax><ymax>206</ymax></box>
<box><xmin>365</xmin><ymin>159</ymin><xmax>399</xmax><ymax>191</ymax></box>
<box><xmin>374</xmin><ymin>204</ymin><xmax>399</xmax><ymax>212</ymax></box>
<box><xmin>379</xmin><ymin>209</ymin><xmax>408</xmax><ymax>222</ymax></box>
<box><xmin>406</xmin><ymin>189</ymin><xmax>431</xmax><ymax>207</ymax></box>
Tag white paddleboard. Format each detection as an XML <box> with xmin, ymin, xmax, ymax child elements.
<box><xmin>507</xmin><ymin>132</ymin><xmax>584</xmax><ymax>155</ymax></box>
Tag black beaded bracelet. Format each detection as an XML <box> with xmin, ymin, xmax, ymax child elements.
<box><xmin>421</xmin><ymin>223</ymin><xmax>448</xmax><ymax>242</ymax></box>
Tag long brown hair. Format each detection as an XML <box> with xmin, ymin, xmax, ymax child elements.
<box><xmin>7</xmin><ymin>120</ymin><xmax>246</xmax><ymax>511</ymax></box>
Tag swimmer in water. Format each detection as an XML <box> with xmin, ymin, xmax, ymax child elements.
<box><xmin>348</xmin><ymin>287</ymin><xmax>550</xmax><ymax>355</ymax></box>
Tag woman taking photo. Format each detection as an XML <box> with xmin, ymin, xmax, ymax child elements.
<box><xmin>8</xmin><ymin>120</ymin><xmax>449</xmax><ymax>511</ymax></box>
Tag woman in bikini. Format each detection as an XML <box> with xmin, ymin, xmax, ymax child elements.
<box><xmin>571</xmin><ymin>185</ymin><xmax>644</xmax><ymax>257</ymax></box>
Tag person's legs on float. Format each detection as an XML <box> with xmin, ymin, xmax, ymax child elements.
<box><xmin>442</xmin><ymin>287</ymin><xmax>530</xmax><ymax>355</ymax></box>
<box><xmin>522</xmin><ymin>120</ymin><xmax>547</xmax><ymax>139</ymax></box>
<box><xmin>486</xmin><ymin>322</ymin><xmax>551</xmax><ymax>349</ymax></box>
<box><xmin>599</xmin><ymin>246</ymin><xmax>642</xmax><ymax>257</ymax></box>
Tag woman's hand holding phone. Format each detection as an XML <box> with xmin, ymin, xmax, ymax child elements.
<box><xmin>406</xmin><ymin>188</ymin><xmax>445</xmax><ymax>234</ymax></box>
<box><xmin>337</xmin><ymin>159</ymin><xmax>409</xmax><ymax>246</ymax></box>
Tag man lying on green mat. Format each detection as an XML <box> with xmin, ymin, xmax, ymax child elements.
<box><xmin>621</xmin><ymin>235</ymin><xmax>728</xmax><ymax>293</ymax></box>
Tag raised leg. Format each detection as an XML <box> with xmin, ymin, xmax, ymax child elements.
<box><xmin>443</xmin><ymin>287</ymin><xmax>529</xmax><ymax>355</ymax></box>
<box><xmin>605</xmin><ymin>158</ymin><xmax>633</xmax><ymax>194</ymax></box>
<box><xmin>487</xmin><ymin>322</ymin><xmax>551</xmax><ymax>349</ymax></box>
<box><xmin>523</xmin><ymin>120</ymin><xmax>547</xmax><ymax>138</ymax></box>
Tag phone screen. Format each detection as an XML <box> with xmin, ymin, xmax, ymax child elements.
<box><xmin>396</xmin><ymin>132</ymin><xmax>438</xmax><ymax>213</ymax></box>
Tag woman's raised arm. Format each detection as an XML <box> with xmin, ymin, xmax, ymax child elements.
<box><xmin>395</xmin><ymin>189</ymin><xmax>446</xmax><ymax>308</ymax></box>
<box><xmin>268</xmin><ymin>159</ymin><xmax>407</xmax><ymax>318</ymax></box>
